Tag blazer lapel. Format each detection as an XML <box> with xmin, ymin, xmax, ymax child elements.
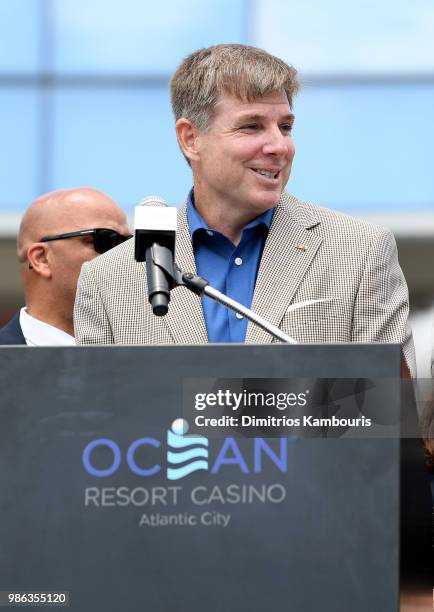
<box><xmin>246</xmin><ymin>192</ymin><xmax>323</xmax><ymax>344</ymax></box>
<box><xmin>163</xmin><ymin>203</ymin><xmax>208</xmax><ymax>344</ymax></box>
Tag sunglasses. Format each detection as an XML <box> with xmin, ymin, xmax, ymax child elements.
<box><xmin>40</xmin><ymin>228</ymin><xmax>132</xmax><ymax>254</ymax></box>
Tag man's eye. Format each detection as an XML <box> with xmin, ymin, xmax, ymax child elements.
<box><xmin>240</xmin><ymin>124</ymin><xmax>258</xmax><ymax>130</ymax></box>
<box><xmin>280</xmin><ymin>124</ymin><xmax>293</xmax><ymax>133</ymax></box>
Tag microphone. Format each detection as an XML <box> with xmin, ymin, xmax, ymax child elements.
<box><xmin>134</xmin><ymin>195</ymin><xmax>177</xmax><ymax>316</ymax></box>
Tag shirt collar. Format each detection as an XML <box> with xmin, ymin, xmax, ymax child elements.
<box><xmin>186</xmin><ymin>188</ymin><xmax>274</xmax><ymax>238</ymax></box>
<box><xmin>19</xmin><ymin>307</ymin><xmax>76</xmax><ymax>346</ymax></box>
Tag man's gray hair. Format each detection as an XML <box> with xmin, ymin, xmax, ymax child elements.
<box><xmin>170</xmin><ymin>44</ymin><xmax>299</xmax><ymax>132</ymax></box>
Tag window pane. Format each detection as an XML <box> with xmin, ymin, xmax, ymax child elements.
<box><xmin>52</xmin><ymin>88</ymin><xmax>192</xmax><ymax>211</ymax></box>
<box><xmin>53</xmin><ymin>0</ymin><xmax>246</xmax><ymax>74</ymax></box>
<box><xmin>289</xmin><ymin>85</ymin><xmax>434</xmax><ymax>212</ymax></box>
<box><xmin>0</xmin><ymin>89</ymin><xmax>39</xmax><ymax>211</ymax></box>
<box><xmin>52</xmin><ymin>85</ymin><xmax>434</xmax><ymax>216</ymax></box>
<box><xmin>0</xmin><ymin>0</ymin><xmax>40</xmax><ymax>73</ymax></box>
<box><xmin>253</xmin><ymin>0</ymin><xmax>434</xmax><ymax>75</ymax></box>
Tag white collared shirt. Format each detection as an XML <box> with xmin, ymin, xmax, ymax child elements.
<box><xmin>19</xmin><ymin>307</ymin><xmax>75</xmax><ymax>346</ymax></box>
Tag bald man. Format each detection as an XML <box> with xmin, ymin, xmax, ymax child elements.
<box><xmin>0</xmin><ymin>188</ymin><xmax>130</xmax><ymax>345</ymax></box>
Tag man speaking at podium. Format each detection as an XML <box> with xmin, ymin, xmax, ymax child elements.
<box><xmin>74</xmin><ymin>44</ymin><xmax>415</xmax><ymax>376</ymax></box>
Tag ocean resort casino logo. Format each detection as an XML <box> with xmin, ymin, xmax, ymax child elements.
<box><xmin>82</xmin><ymin>418</ymin><xmax>288</xmax><ymax>481</ymax></box>
<box><xmin>82</xmin><ymin>419</ymin><xmax>288</xmax><ymax>528</ymax></box>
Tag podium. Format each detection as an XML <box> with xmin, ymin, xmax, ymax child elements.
<box><xmin>0</xmin><ymin>344</ymin><xmax>428</xmax><ymax>611</ymax></box>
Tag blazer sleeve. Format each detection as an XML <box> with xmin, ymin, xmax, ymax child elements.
<box><xmin>351</xmin><ymin>227</ymin><xmax>416</xmax><ymax>377</ymax></box>
<box><xmin>73</xmin><ymin>262</ymin><xmax>114</xmax><ymax>345</ymax></box>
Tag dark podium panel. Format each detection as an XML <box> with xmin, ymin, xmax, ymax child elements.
<box><xmin>0</xmin><ymin>345</ymin><xmax>402</xmax><ymax>611</ymax></box>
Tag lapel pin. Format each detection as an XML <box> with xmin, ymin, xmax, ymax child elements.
<box><xmin>295</xmin><ymin>244</ymin><xmax>307</xmax><ymax>251</ymax></box>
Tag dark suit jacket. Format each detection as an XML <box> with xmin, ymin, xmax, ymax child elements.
<box><xmin>0</xmin><ymin>313</ymin><xmax>26</xmax><ymax>345</ymax></box>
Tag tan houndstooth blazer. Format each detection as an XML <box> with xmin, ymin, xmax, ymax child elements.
<box><xmin>74</xmin><ymin>191</ymin><xmax>415</xmax><ymax>375</ymax></box>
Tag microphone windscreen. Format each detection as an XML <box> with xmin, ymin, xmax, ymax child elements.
<box><xmin>134</xmin><ymin>195</ymin><xmax>176</xmax><ymax>262</ymax></box>
<box><xmin>138</xmin><ymin>195</ymin><xmax>168</xmax><ymax>208</ymax></box>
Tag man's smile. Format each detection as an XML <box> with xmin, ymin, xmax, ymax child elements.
<box><xmin>251</xmin><ymin>167</ymin><xmax>282</xmax><ymax>181</ymax></box>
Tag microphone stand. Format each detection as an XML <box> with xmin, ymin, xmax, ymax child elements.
<box><xmin>179</xmin><ymin>270</ymin><xmax>297</xmax><ymax>344</ymax></box>
<box><xmin>148</xmin><ymin>250</ymin><xmax>298</xmax><ymax>344</ymax></box>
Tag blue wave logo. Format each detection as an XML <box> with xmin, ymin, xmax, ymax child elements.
<box><xmin>167</xmin><ymin>419</ymin><xmax>208</xmax><ymax>480</ymax></box>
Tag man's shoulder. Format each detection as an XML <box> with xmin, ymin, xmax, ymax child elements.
<box><xmin>281</xmin><ymin>192</ymin><xmax>393</xmax><ymax>242</ymax></box>
<box><xmin>0</xmin><ymin>312</ymin><xmax>26</xmax><ymax>345</ymax></box>
<box><xmin>82</xmin><ymin>237</ymin><xmax>138</xmax><ymax>276</ymax></box>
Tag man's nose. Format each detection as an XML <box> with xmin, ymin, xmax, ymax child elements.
<box><xmin>262</xmin><ymin>126</ymin><xmax>290</xmax><ymax>156</ymax></box>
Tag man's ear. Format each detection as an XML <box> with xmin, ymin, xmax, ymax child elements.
<box><xmin>175</xmin><ymin>118</ymin><xmax>201</xmax><ymax>164</ymax></box>
<box><xmin>27</xmin><ymin>243</ymin><xmax>52</xmax><ymax>278</ymax></box>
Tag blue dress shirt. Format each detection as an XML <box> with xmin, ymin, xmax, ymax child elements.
<box><xmin>187</xmin><ymin>190</ymin><xmax>273</xmax><ymax>343</ymax></box>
